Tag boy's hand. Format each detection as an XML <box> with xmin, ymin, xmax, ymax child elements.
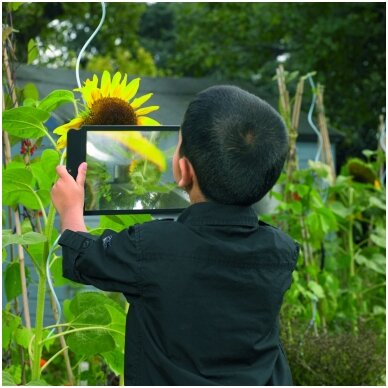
<box><xmin>51</xmin><ymin>162</ymin><xmax>87</xmax><ymax>232</ymax></box>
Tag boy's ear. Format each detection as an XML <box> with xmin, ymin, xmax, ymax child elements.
<box><xmin>177</xmin><ymin>157</ymin><xmax>195</xmax><ymax>189</ymax></box>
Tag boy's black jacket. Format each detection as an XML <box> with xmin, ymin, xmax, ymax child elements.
<box><xmin>59</xmin><ymin>202</ymin><xmax>299</xmax><ymax>386</ymax></box>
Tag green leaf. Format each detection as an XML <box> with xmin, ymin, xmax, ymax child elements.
<box><xmin>101</xmin><ymin>349</ymin><xmax>124</xmax><ymax>376</ymax></box>
<box><xmin>98</xmin><ymin>214</ymin><xmax>152</xmax><ymax>233</ymax></box>
<box><xmin>3</xmin><ymin>167</ymin><xmax>48</xmax><ymax>210</ymax></box>
<box><xmin>308</xmin><ymin>280</ymin><xmax>325</xmax><ymax>299</ymax></box>
<box><xmin>370</xmin><ymin>228</ymin><xmax>386</xmax><ymax>248</ymax></box>
<box><xmin>23</xmin><ymin>83</ymin><xmax>39</xmax><ymax>101</ymax></box>
<box><xmin>38</xmin><ymin>90</ymin><xmax>75</xmax><ymax>113</ymax></box>
<box><xmin>67</xmin><ymin>329</ymin><xmax>115</xmax><ymax>356</ymax></box>
<box><xmin>330</xmin><ymin>201</ymin><xmax>352</xmax><ymax>219</ymax></box>
<box><xmin>8</xmin><ymin>2</ymin><xmax>24</xmax><ymax>11</ymax></box>
<box><xmin>2</xmin><ymin>370</ymin><xmax>17</xmax><ymax>386</ymax></box>
<box><xmin>3</xmin><ymin>231</ymin><xmax>47</xmax><ymax>247</ymax></box>
<box><xmin>372</xmin><ymin>305</ymin><xmax>385</xmax><ymax>315</ymax></box>
<box><xmin>5</xmin><ymin>262</ymin><xmax>22</xmax><ymax>301</ymax></box>
<box><xmin>26</xmin><ymin>380</ymin><xmax>49</xmax><ymax>386</ymax></box>
<box><xmin>356</xmin><ymin>253</ymin><xmax>386</xmax><ymax>275</ymax></box>
<box><xmin>27</xmin><ymin>39</ymin><xmax>39</xmax><ymax>64</ymax></box>
<box><xmin>2</xmin><ymin>106</ymin><xmax>50</xmax><ymax>139</ymax></box>
<box><xmin>369</xmin><ymin>196</ymin><xmax>386</xmax><ymax>210</ymax></box>
<box><xmin>50</xmin><ymin>257</ymin><xmax>73</xmax><ymax>287</ymax></box>
<box><xmin>317</xmin><ymin>207</ymin><xmax>338</xmax><ymax>233</ymax></box>
<box><xmin>69</xmin><ymin>291</ymin><xmax>123</xmax><ymax>317</ymax></box>
<box><xmin>2</xmin><ymin>311</ymin><xmax>22</xmax><ymax>349</ymax></box>
<box><xmin>105</xmin><ymin>304</ymin><xmax>126</xmax><ymax>349</ymax></box>
<box><xmin>14</xmin><ymin>327</ymin><xmax>33</xmax><ymax>349</ymax></box>
<box><xmin>2</xmin><ymin>26</ymin><xmax>14</xmax><ymax>43</ymax></box>
<box><xmin>72</xmin><ymin>304</ymin><xmax>112</xmax><ymax>326</ymax></box>
<box><xmin>30</xmin><ymin>149</ymin><xmax>60</xmax><ymax>190</ymax></box>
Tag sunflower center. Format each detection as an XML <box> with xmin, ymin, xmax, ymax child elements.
<box><xmin>84</xmin><ymin>97</ymin><xmax>138</xmax><ymax>125</ymax></box>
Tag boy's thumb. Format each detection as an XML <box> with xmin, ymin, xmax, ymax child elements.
<box><xmin>76</xmin><ymin>162</ymin><xmax>87</xmax><ymax>186</ymax></box>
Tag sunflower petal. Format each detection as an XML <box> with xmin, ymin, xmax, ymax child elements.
<box><xmin>131</xmin><ymin>93</ymin><xmax>153</xmax><ymax>109</ymax></box>
<box><xmin>92</xmin><ymin>74</ymin><xmax>99</xmax><ymax>87</ymax></box>
<box><xmin>135</xmin><ymin>106</ymin><xmax>159</xmax><ymax>116</ymax></box>
<box><xmin>90</xmin><ymin>89</ymin><xmax>102</xmax><ymax>106</ymax></box>
<box><xmin>100</xmin><ymin>71</ymin><xmax>111</xmax><ymax>97</ymax></box>
<box><xmin>110</xmin><ymin>72</ymin><xmax>122</xmax><ymax>91</ymax></box>
<box><xmin>53</xmin><ymin>117</ymin><xmax>84</xmax><ymax>135</ymax></box>
<box><xmin>120</xmin><ymin>74</ymin><xmax>128</xmax><ymax>88</ymax></box>
<box><xmin>56</xmin><ymin>135</ymin><xmax>67</xmax><ymax>150</ymax></box>
<box><xmin>137</xmin><ymin>116</ymin><xmax>161</xmax><ymax>126</ymax></box>
<box><xmin>122</xmin><ymin>78</ymin><xmax>140</xmax><ymax>101</ymax></box>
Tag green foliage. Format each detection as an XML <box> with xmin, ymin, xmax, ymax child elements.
<box><xmin>140</xmin><ymin>3</ymin><xmax>385</xmax><ymax>162</ymax></box>
<box><xmin>265</xmin><ymin>161</ymin><xmax>386</xmax><ymax>332</ymax></box>
<box><xmin>283</xmin><ymin>324</ymin><xmax>386</xmax><ymax>385</ymax></box>
<box><xmin>86</xmin><ymin>46</ymin><xmax>158</xmax><ymax>76</ymax></box>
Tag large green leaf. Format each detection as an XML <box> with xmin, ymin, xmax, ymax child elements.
<box><xmin>105</xmin><ymin>304</ymin><xmax>126</xmax><ymax>349</ymax></box>
<box><xmin>2</xmin><ymin>231</ymin><xmax>47</xmax><ymax>247</ymax></box>
<box><xmin>72</xmin><ymin>304</ymin><xmax>112</xmax><ymax>326</ymax></box>
<box><xmin>69</xmin><ymin>291</ymin><xmax>123</xmax><ymax>317</ymax></box>
<box><xmin>30</xmin><ymin>149</ymin><xmax>60</xmax><ymax>190</ymax></box>
<box><xmin>98</xmin><ymin>214</ymin><xmax>152</xmax><ymax>233</ymax></box>
<box><xmin>67</xmin><ymin>329</ymin><xmax>115</xmax><ymax>356</ymax></box>
<box><xmin>2</xmin><ymin>106</ymin><xmax>50</xmax><ymax>139</ymax></box>
<box><xmin>38</xmin><ymin>90</ymin><xmax>75</xmax><ymax>113</ymax></box>
<box><xmin>3</xmin><ymin>167</ymin><xmax>50</xmax><ymax>209</ymax></box>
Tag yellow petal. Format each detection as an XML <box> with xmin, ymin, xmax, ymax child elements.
<box><xmin>137</xmin><ymin>116</ymin><xmax>161</xmax><ymax>126</ymax></box>
<box><xmin>110</xmin><ymin>72</ymin><xmax>122</xmax><ymax>95</ymax></box>
<box><xmin>98</xmin><ymin>131</ymin><xmax>166</xmax><ymax>171</ymax></box>
<box><xmin>131</xmin><ymin>93</ymin><xmax>153</xmax><ymax>109</ymax></box>
<box><xmin>53</xmin><ymin>117</ymin><xmax>84</xmax><ymax>135</ymax></box>
<box><xmin>56</xmin><ymin>135</ymin><xmax>67</xmax><ymax>150</ymax></box>
<box><xmin>135</xmin><ymin>105</ymin><xmax>159</xmax><ymax>116</ymax></box>
<box><xmin>122</xmin><ymin>78</ymin><xmax>140</xmax><ymax>101</ymax></box>
<box><xmin>92</xmin><ymin>74</ymin><xmax>99</xmax><ymax>87</ymax></box>
<box><xmin>90</xmin><ymin>89</ymin><xmax>102</xmax><ymax>106</ymax></box>
<box><xmin>120</xmin><ymin>74</ymin><xmax>128</xmax><ymax>88</ymax></box>
<box><xmin>100</xmin><ymin>71</ymin><xmax>111</xmax><ymax>97</ymax></box>
<box><xmin>111</xmin><ymin>84</ymin><xmax>125</xmax><ymax>99</ymax></box>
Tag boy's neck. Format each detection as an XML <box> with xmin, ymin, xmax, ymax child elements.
<box><xmin>188</xmin><ymin>185</ymin><xmax>207</xmax><ymax>204</ymax></box>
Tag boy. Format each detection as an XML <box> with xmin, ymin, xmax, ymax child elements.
<box><xmin>52</xmin><ymin>85</ymin><xmax>299</xmax><ymax>386</ymax></box>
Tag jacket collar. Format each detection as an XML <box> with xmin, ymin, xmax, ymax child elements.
<box><xmin>177</xmin><ymin>201</ymin><xmax>258</xmax><ymax>227</ymax></box>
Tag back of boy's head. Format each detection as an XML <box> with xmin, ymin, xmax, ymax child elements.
<box><xmin>180</xmin><ymin>85</ymin><xmax>288</xmax><ymax>206</ymax></box>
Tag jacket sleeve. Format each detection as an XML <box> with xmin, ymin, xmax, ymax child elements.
<box><xmin>58</xmin><ymin>226</ymin><xmax>141</xmax><ymax>296</ymax></box>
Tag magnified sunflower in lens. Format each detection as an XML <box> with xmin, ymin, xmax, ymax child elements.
<box><xmin>53</xmin><ymin>71</ymin><xmax>160</xmax><ymax>150</ymax></box>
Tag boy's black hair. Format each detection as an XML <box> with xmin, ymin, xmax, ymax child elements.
<box><xmin>180</xmin><ymin>85</ymin><xmax>288</xmax><ymax>206</ymax></box>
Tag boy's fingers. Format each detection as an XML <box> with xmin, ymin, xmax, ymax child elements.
<box><xmin>56</xmin><ymin>165</ymin><xmax>71</xmax><ymax>181</ymax></box>
<box><xmin>76</xmin><ymin>162</ymin><xmax>87</xmax><ymax>186</ymax></box>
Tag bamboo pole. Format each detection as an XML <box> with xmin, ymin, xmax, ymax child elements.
<box><xmin>3</xmin><ymin>44</ymin><xmax>32</xmax><ymax>331</ymax></box>
<box><xmin>3</xmin><ymin>36</ymin><xmax>74</xmax><ymax>384</ymax></box>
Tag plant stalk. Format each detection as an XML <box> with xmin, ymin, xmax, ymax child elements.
<box><xmin>31</xmin><ymin>271</ymin><xmax>47</xmax><ymax>380</ymax></box>
<box><xmin>48</xmin><ymin>290</ymin><xmax>74</xmax><ymax>384</ymax></box>
<box><xmin>348</xmin><ymin>187</ymin><xmax>355</xmax><ymax>277</ymax></box>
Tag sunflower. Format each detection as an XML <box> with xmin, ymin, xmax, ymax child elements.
<box><xmin>53</xmin><ymin>71</ymin><xmax>160</xmax><ymax>150</ymax></box>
